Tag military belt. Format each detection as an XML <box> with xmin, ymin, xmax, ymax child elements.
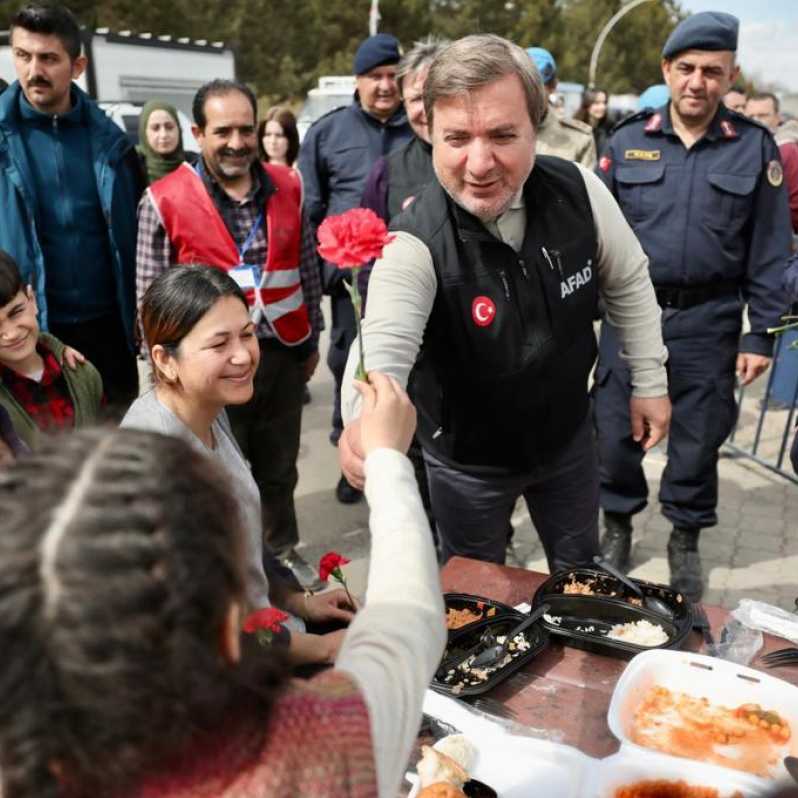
<box><xmin>654</xmin><ymin>280</ymin><xmax>739</xmax><ymax>310</ymax></box>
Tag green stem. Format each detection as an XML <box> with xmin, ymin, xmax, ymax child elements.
<box><xmin>350</xmin><ymin>267</ymin><xmax>367</xmax><ymax>382</ymax></box>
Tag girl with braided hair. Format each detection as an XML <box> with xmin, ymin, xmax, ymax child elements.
<box><xmin>122</xmin><ymin>265</ymin><xmax>353</xmax><ymax>667</ymax></box>
<box><xmin>0</xmin><ymin>363</ymin><xmax>445</xmax><ymax>795</ymax></box>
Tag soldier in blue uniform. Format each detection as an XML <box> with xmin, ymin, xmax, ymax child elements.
<box><xmin>594</xmin><ymin>11</ymin><xmax>792</xmax><ymax>600</ymax></box>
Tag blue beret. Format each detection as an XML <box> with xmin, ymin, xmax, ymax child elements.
<box><xmin>354</xmin><ymin>33</ymin><xmax>401</xmax><ymax>76</ymax></box>
<box><xmin>637</xmin><ymin>84</ymin><xmax>670</xmax><ymax>110</ymax></box>
<box><xmin>526</xmin><ymin>47</ymin><xmax>557</xmax><ymax>84</ymax></box>
<box><xmin>662</xmin><ymin>11</ymin><xmax>739</xmax><ymax>59</ymax></box>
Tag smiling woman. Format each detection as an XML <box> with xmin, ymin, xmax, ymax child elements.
<box><xmin>121</xmin><ymin>265</ymin><xmax>354</xmax><ymax>667</ymax></box>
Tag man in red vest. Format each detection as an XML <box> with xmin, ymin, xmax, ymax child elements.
<box><xmin>136</xmin><ymin>79</ymin><xmax>324</xmax><ymax>587</ymax></box>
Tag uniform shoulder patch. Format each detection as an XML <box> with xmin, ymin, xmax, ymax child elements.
<box><xmin>767</xmin><ymin>159</ymin><xmax>784</xmax><ymax>187</ymax></box>
<box><xmin>561</xmin><ymin>116</ymin><xmax>593</xmax><ymax>136</ymax></box>
<box><xmin>611</xmin><ymin>108</ymin><xmax>655</xmax><ymax>134</ymax></box>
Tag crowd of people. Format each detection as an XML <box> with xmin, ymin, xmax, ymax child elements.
<box><xmin>0</xmin><ymin>1</ymin><xmax>797</xmax><ymax>795</ymax></box>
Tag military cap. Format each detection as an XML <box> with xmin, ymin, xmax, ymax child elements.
<box><xmin>662</xmin><ymin>11</ymin><xmax>739</xmax><ymax>59</ymax></box>
<box><xmin>354</xmin><ymin>33</ymin><xmax>402</xmax><ymax>76</ymax></box>
<box><xmin>526</xmin><ymin>47</ymin><xmax>557</xmax><ymax>85</ymax></box>
<box><xmin>637</xmin><ymin>84</ymin><xmax>670</xmax><ymax>110</ymax></box>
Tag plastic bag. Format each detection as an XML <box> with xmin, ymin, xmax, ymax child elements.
<box><xmin>732</xmin><ymin>598</ymin><xmax>798</xmax><ymax>646</ymax></box>
<box><xmin>711</xmin><ymin>617</ymin><xmax>763</xmax><ymax>666</ymax></box>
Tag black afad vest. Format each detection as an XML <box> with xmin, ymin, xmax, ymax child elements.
<box><xmin>394</xmin><ymin>156</ymin><xmax>599</xmax><ymax>472</ymax></box>
<box><xmin>385</xmin><ymin>137</ymin><xmax>436</xmax><ymax>220</ymax></box>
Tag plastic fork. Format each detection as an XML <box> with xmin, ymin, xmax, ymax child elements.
<box><xmin>760</xmin><ymin>646</ymin><xmax>798</xmax><ymax>668</ymax></box>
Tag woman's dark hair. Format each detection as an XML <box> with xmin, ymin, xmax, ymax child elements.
<box><xmin>257</xmin><ymin>106</ymin><xmax>300</xmax><ymax>166</ymax></box>
<box><xmin>141</xmin><ymin>265</ymin><xmax>249</xmax><ymax>383</ymax></box>
<box><xmin>0</xmin><ymin>250</ymin><xmax>25</xmax><ymax>308</ymax></box>
<box><xmin>0</xmin><ymin>428</ymin><xmax>288</xmax><ymax>796</ymax></box>
<box><xmin>192</xmin><ymin>79</ymin><xmax>257</xmax><ymax>130</ymax></box>
<box><xmin>10</xmin><ymin>3</ymin><xmax>82</xmax><ymax>61</ymax></box>
<box><xmin>574</xmin><ymin>87</ymin><xmax>609</xmax><ymax>126</ymax></box>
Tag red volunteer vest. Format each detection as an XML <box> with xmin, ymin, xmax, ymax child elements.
<box><xmin>148</xmin><ymin>162</ymin><xmax>311</xmax><ymax>346</ymax></box>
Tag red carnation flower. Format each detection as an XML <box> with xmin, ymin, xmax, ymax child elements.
<box><xmin>242</xmin><ymin>607</ymin><xmax>289</xmax><ymax>647</ymax></box>
<box><xmin>316</xmin><ymin>209</ymin><xmax>395</xmax><ymax>382</ymax></box>
<box><xmin>317</xmin><ymin>208</ymin><xmax>395</xmax><ymax>269</ymax></box>
<box><xmin>319</xmin><ymin>551</ymin><xmax>351</xmax><ymax>582</ymax></box>
<box><xmin>318</xmin><ymin>551</ymin><xmax>356</xmax><ymax>608</ymax></box>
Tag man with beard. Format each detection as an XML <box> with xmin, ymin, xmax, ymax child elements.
<box><xmin>337</xmin><ymin>35</ymin><xmax>670</xmax><ymax>574</ymax></box>
<box><xmin>136</xmin><ymin>79</ymin><xmax>324</xmax><ymax>587</ymax></box>
<box><xmin>299</xmin><ymin>33</ymin><xmax>412</xmax><ymax>504</ymax></box>
<box><xmin>594</xmin><ymin>12</ymin><xmax>792</xmax><ymax>600</ymax></box>
<box><xmin>0</xmin><ymin>3</ymin><xmax>142</xmax><ymax>410</ymax></box>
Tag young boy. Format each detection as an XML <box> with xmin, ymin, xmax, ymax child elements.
<box><xmin>0</xmin><ymin>250</ymin><xmax>103</xmax><ymax>449</ymax></box>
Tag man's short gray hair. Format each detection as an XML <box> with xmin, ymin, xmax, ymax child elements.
<box><xmin>424</xmin><ymin>34</ymin><xmax>546</xmax><ymax>131</ymax></box>
<box><xmin>397</xmin><ymin>36</ymin><xmax>449</xmax><ymax>94</ymax></box>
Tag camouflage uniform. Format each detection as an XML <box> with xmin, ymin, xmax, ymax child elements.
<box><xmin>535</xmin><ymin>109</ymin><xmax>597</xmax><ymax>170</ymax></box>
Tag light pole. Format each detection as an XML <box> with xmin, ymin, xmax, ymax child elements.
<box><xmin>588</xmin><ymin>0</ymin><xmax>658</xmax><ymax>88</ymax></box>
<box><xmin>369</xmin><ymin>0</ymin><xmax>380</xmax><ymax>35</ymax></box>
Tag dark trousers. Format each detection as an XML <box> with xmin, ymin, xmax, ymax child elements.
<box><xmin>423</xmin><ymin>415</ymin><xmax>599</xmax><ymax>573</ymax></box>
<box><xmin>228</xmin><ymin>339</ymin><xmax>304</xmax><ymax>556</ymax></box>
<box><xmin>593</xmin><ymin>319</ymin><xmax>738</xmax><ymax>530</ymax></box>
<box><xmin>50</xmin><ymin>313</ymin><xmax>138</xmax><ymax>415</ymax></box>
<box><xmin>327</xmin><ymin>292</ymin><xmax>356</xmax><ymax>445</ymax></box>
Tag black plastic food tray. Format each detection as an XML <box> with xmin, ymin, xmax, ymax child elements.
<box><xmin>432</xmin><ymin>612</ymin><xmax>548</xmax><ymax>697</ymax></box>
<box><xmin>444</xmin><ymin>592</ymin><xmax>519</xmax><ymax>639</ymax></box>
<box><xmin>531</xmin><ymin>568</ymin><xmax>693</xmax><ymax>657</ymax></box>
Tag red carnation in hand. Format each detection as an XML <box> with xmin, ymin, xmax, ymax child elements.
<box><xmin>319</xmin><ymin>551</ymin><xmax>351</xmax><ymax>582</ymax></box>
<box><xmin>242</xmin><ymin>607</ymin><xmax>289</xmax><ymax>646</ymax></box>
<box><xmin>318</xmin><ymin>551</ymin><xmax>356</xmax><ymax>608</ymax></box>
<box><xmin>317</xmin><ymin>208</ymin><xmax>395</xmax><ymax>269</ymax></box>
<box><xmin>316</xmin><ymin>209</ymin><xmax>395</xmax><ymax>381</ymax></box>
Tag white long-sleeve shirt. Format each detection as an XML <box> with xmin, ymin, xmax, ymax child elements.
<box><xmin>335</xmin><ymin>448</ymin><xmax>446</xmax><ymax>798</ymax></box>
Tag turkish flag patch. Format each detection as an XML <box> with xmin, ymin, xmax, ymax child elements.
<box><xmin>472</xmin><ymin>296</ymin><xmax>496</xmax><ymax>327</ymax></box>
<box><xmin>599</xmin><ymin>155</ymin><xmax>612</xmax><ymax>173</ymax></box>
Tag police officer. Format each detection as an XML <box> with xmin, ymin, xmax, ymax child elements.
<box><xmin>594</xmin><ymin>12</ymin><xmax>792</xmax><ymax>600</ymax></box>
<box><xmin>527</xmin><ymin>47</ymin><xmax>597</xmax><ymax>170</ymax></box>
<box><xmin>299</xmin><ymin>33</ymin><xmax>412</xmax><ymax>503</ymax></box>
<box><xmin>337</xmin><ymin>35</ymin><xmax>669</xmax><ymax>574</ymax></box>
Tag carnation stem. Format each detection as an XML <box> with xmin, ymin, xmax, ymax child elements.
<box><xmin>350</xmin><ymin>267</ymin><xmax>368</xmax><ymax>382</ymax></box>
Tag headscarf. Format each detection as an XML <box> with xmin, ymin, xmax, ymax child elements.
<box><xmin>136</xmin><ymin>100</ymin><xmax>187</xmax><ymax>183</ymax></box>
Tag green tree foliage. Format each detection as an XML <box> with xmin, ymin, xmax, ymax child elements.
<box><xmin>0</xmin><ymin>0</ymin><xmax>684</xmax><ymax>99</ymax></box>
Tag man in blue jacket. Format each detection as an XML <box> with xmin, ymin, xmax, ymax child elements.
<box><xmin>0</xmin><ymin>3</ymin><xmax>142</xmax><ymax>410</ymax></box>
<box><xmin>299</xmin><ymin>33</ymin><xmax>412</xmax><ymax>503</ymax></box>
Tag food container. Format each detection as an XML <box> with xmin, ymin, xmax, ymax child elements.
<box><xmin>432</xmin><ymin>613</ymin><xmax>549</xmax><ymax>697</ymax></box>
<box><xmin>409</xmin><ymin>691</ymin><xmax>594</xmax><ymax>798</ymax></box>
<box><xmin>532</xmin><ymin>568</ymin><xmax>693</xmax><ymax>657</ymax></box>
<box><xmin>590</xmin><ymin>748</ymin><xmax>770</xmax><ymax>798</ymax></box>
<box><xmin>444</xmin><ymin>592</ymin><xmax>519</xmax><ymax>638</ymax></box>
<box><xmin>607</xmin><ymin>648</ymin><xmax>798</xmax><ymax>785</ymax></box>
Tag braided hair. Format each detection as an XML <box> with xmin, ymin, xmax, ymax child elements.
<box><xmin>0</xmin><ymin>428</ymin><xmax>288</xmax><ymax>797</ymax></box>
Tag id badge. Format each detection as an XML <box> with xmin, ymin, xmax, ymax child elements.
<box><xmin>228</xmin><ymin>263</ymin><xmax>259</xmax><ymax>291</ymax></box>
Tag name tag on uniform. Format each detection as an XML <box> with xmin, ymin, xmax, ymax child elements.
<box><xmin>625</xmin><ymin>149</ymin><xmax>661</xmax><ymax>161</ymax></box>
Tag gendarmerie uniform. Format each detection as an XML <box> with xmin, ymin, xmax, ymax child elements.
<box><xmin>342</xmin><ymin>157</ymin><xmax>667</xmax><ymax>571</ymax></box>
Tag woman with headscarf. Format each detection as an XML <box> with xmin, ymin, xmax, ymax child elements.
<box><xmin>136</xmin><ymin>99</ymin><xmax>195</xmax><ymax>185</ymax></box>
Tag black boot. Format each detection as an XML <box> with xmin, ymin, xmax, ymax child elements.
<box><xmin>600</xmin><ymin>511</ymin><xmax>633</xmax><ymax>572</ymax></box>
<box><xmin>667</xmin><ymin>526</ymin><xmax>703</xmax><ymax>602</ymax></box>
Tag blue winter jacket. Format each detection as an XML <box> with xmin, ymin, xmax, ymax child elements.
<box><xmin>0</xmin><ymin>82</ymin><xmax>142</xmax><ymax>348</ymax></box>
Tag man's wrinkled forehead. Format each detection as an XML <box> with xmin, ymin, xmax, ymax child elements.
<box><xmin>667</xmin><ymin>49</ymin><xmax>736</xmax><ymax>72</ymax></box>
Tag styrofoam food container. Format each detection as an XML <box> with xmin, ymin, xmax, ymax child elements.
<box><xmin>607</xmin><ymin>649</ymin><xmax>798</xmax><ymax>783</ymax></box>
<box><xmin>407</xmin><ymin>733</ymin><xmax>594</xmax><ymax>798</ymax></box>
<box><xmin>590</xmin><ymin>748</ymin><xmax>772</xmax><ymax>798</ymax></box>
<box><xmin>408</xmin><ymin>689</ymin><xmax>594</xmax><ymax>797</ymax></box>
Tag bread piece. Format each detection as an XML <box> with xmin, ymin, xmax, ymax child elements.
<box><xmin>434</xmin><ymin>734</ymin><xmax>477</xmax><ymax>773</ymax></box>
<box><xmin>417</xmin><ymin>783</ymin><xmax>468</xmax><ymax>798</ymax></box>
<box><xmin>417</xmin><ymin>745</ymin><xmax>468</xmax><ymax>788</ymax></box>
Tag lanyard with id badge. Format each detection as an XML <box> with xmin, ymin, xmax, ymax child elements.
<box><xmin>228</xmin><ymin>210</ymin><xmax>265</xmax><ymax>323</ymax></box>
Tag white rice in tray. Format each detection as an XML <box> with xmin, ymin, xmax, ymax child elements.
<box><xmin>606</xmin><ymin>619</ymin><xmax>669</xmax><ymax>647</ymax></box>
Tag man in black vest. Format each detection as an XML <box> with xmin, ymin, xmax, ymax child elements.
<box><xmin>338</xmin><ymin>35</ymin><xmax>671</xmax><ymax>571</ymax></box>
